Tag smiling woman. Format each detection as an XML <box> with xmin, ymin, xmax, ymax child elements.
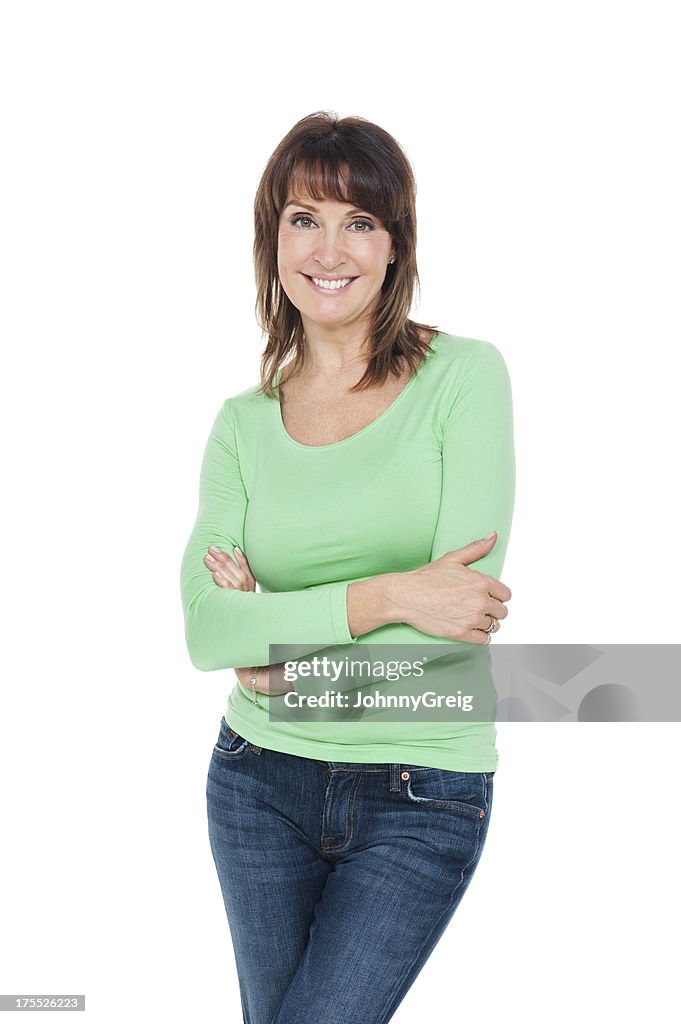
<box><xmin>252</xmin><ymin>114</ymin><xmax>439</xmax><ymax>395</ymax></box>
<box><xmin>181</xmin><ymin>110</ymin><xmax>515</xmax><ymax>1024</ymax></box>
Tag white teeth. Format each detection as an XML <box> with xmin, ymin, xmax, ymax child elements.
<box><xmin>310</xmin><ymin>276</ymin><xmax>353</xmax><ymax>290</ymax></box>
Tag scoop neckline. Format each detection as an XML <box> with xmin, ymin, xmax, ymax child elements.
<box><xmin>274</xmin><ymin>331</ymin><xmax>442</xmax><ymax>451</ymax></box>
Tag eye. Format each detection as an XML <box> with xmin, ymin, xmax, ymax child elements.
<box><xmin>350</xmin><ymin>219</ymin><xmax>375</xmax><ymax>232</ymax></box>
<box><xmin>288</xmin><ymin>213</ymin><xmax>376</xmax><ymax>232</ymax></box>
<box><xmin>289</xmin><ymin>214</ymin><xmax>316</xmax><ymax>228</ymax></box>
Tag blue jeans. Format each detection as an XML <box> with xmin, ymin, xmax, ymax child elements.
<box><xmin>206</xmin><ymin>716</ymin><xmax>495</xmax><ymax>1024</ymax></box>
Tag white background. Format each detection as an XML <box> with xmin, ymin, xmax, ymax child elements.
<box><xmin>1</xmin><ymin>1</ymin><xmax>679</xmax><ymax>1021</ymax></box>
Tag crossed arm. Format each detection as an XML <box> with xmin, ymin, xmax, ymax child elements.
<box><xmin>203</xmin><ymin>542</ymin><xmax>292</xmax><ymax>695</ymax></box>
<box><xmin>181</xmin><ymin>341</ymin><xmax>515</xmax><ymax>696</ymax></box>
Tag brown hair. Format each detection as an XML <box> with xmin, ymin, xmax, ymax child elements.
<box><xmin>252</xmin><ymin>111</ymin><xmax>440</xmax><ymax>399</ymax></box>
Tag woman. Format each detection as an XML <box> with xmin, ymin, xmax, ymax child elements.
<box><xmin>180</xmin><ymin>111</ymin><xmax>515</xmax><ymax>1024</ymax></box>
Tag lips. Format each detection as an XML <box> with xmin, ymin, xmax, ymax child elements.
<box><xmin>302</xmin><ymin>274</ymin><xmax>358</xmax><ymax>294</ymax></box>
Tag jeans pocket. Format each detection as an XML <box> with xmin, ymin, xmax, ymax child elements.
<box><xmin>212</xmin><ymin>718</ymin><xmax>252</xmax><ymax>760</ymax></box>
<box><xmin>402</xmin><ymin>768</ymin><xmax>490</xmax><ymax>818</ymax></box>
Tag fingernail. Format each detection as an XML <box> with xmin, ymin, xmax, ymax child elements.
<box><xmin>484</xmin><ymin>530</ymin><xmax>496</xmax><ymax>540</ymax></box>
<box><xmin>234</xmin><ymin>545</ymin><xmax>242</xmax><ymax>556</ymax></box>
<box><xmin>206</xmin><ymin>554</ymin><xmax>216</xmax><ymax>564</ymax></box>
<box><xmin>208</xmin><ymin>546</ymin><xmax>221</xmax><ymax>555</ymax></box>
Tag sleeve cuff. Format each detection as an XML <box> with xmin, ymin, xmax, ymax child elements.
<box><xmin>331</xmin><ymin>581</ymin><xmax>358</xmax><ymax>646</ymax></box>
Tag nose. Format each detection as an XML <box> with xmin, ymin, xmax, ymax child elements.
<box><xmin>312</xmin><ymin>226</ymin><xmax>348</xmax><ymax>270</ymax></box>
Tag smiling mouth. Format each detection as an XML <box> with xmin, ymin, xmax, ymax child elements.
<box><xmin>303</xmin><ymin>274</ymin><xmax>358</xmax><ymax>293</ymax></box>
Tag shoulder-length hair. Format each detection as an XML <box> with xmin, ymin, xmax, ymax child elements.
<box><xmin>252</xmin><ymin>111</ymin><xmax>440</xmax><ymax>399</ymax></box>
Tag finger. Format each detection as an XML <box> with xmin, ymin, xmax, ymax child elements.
<box><xmin>208</xmin><ymin>544</ymin><xmax>244</xmax><ymax>570</ymax></box>
<box><xmin>486</xmin><ymin>596</ymin><xmax>509</xmax><ymax>620</ymax></box>
<box><xmin>207</xmin><ymin>545</ymin><xmax>255</xmax><ymax>588</ymax></box>
<box><xmin>212</xmin><ymin>571</ymin><xmax>234</xmax><ymax>589</ymax></box>
<box><xmin>204</xmin><ymin>556</ymin><xmax>253</xmax><ymax>593</ymax></box>
<box><xmin>209</xmin><ymin>564</ymin><xmax>249</xmax><ymax>590</ymax></box>
<box><xmin>490</xmin><ymin>581</ymin><xmax>512</xmax><ymax>602</ymax></box>
<box><xmin>204</xmin><ymin>550</ymin><xmax>245</xmax><ymax>580</ymax></box>
<box><xmin>204</xmin><ymin>552</ymin><xmax>234</xmax><ymax>576</ymax></box>
<box><xmin>232</xmin><ymin>546</ymin><xmax>257</xmax><ymax>586</ymax></box>
<box><xmin>479</xmin><ymin>613</ymin><xmax>500</xmax><ymax>637</ymax></box>
<box><xmin>468</xmin><ymin>628</ymin><xmax>493</xmax><ymax>646</ymax></box>
<box><xmin>207</xmin><ymin>546</ymin><xmax>235</xmax><ymax>569</ymax></box>
<box><xmin>479</xmin><ymin>574</ymin><xmax>512</xmax><ymax>602</ymax></box>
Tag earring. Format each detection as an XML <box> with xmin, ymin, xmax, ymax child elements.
<box><xmin>388</xmin><ymin>256</ymin><xmax>395</xmax><ymax>264</ymax></box>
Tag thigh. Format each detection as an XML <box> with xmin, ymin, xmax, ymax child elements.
<box><xmin>206</xmin><ymin>719</ymin><xmax>332</xmax><ymax>1024</ymax></box>
<box><xmin>271</xmin><ymin>766</ymin><xmax>495</xmax><ymax>1024</ymax></box>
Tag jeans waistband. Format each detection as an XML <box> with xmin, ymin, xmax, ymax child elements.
<box><xmin>326</xmin><ymin>762</ymin><xmax>405</xmax><ymax>792</ymax></box>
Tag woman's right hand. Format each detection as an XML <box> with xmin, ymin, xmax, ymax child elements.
<box><xmin>388</xmin><ymin>532</ymin><xmax>512</xmax><ymax>645</ymax></box>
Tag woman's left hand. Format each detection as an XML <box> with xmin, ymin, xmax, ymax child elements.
<box><xmin>204</xmin><ymin>544</ymin><xmax>256</xmax><ymax>591</ymax></box>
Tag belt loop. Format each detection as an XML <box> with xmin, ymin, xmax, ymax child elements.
<box><xmin>390</xmin><ymin>763</ymin><xmax>401</xmax><ymax>792</ymax></box>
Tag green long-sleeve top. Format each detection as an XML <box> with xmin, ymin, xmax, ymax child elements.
<box><xmin>180</xmin><ymin>331</ymin><xmax>515</xmax><ymax>771</ymax></box>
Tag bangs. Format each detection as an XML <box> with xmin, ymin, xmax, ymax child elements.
<box><xmin>288</xmin><ymin>159</ymin><xmax>352</xmax><ymax>205</ymax></box>
<box><xmin>280</xmin><ymin>155</ymin><xmax>398</xmax><ymax>223</ymax></box>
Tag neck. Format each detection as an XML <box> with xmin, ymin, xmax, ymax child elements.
<box><xmin>298</xmin><ymin>324</ymin><xmax>372</xmax><ymax>382</ymax></box>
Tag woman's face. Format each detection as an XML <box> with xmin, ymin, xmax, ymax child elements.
<box><xmin>277</xmin><ymin>187</ymin><xmax>394</xmax><ymax>335</ymax></box>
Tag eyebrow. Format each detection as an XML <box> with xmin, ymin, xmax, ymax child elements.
<box><xmin>283</xmin><ymin>199</ymin><xmax>370</xmax><ymax>215</ymax></box>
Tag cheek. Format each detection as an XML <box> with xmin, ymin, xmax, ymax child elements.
<box><xmin>356</xmin><ymin>238</ymin><xmax>392</xmax><ymax>267</ymax></box>
<box><xmin>277</xmin><ymin>230</ymin><xmax>306</xmax><ymax>263</ymax></box>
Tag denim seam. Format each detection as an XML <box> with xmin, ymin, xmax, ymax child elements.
<box><xmin>212</xmin><ymin>743</ymin><xmax>250</xmax><ymax>761</ymax></box>
<box><xmin>376</xmin><ymin>811</ymin><xmax>487</xmax><ymax>1024</ymax></box>
<box><xmin>403</xmin><ymin>772</ymin><xmax>489</xmax><ymax>817</ymax></box>
<box><xmin>403</xmin><ymin>783</ymin><xmax>486</xmax><ymax>817</ymax></box>
<box><xmin>321</xmin><ymin>772</ymin><xmax>363</xmax><ymax>854</ymax></box>
<box><xmin>219</xmin><ymin>721</ymin><xmax>261</xmax><ymax>756</ymax></box>
<box><xmin>327</xmin><ymin>766</ymin><xmax>433</xmax><ymax>774</ymax></box>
